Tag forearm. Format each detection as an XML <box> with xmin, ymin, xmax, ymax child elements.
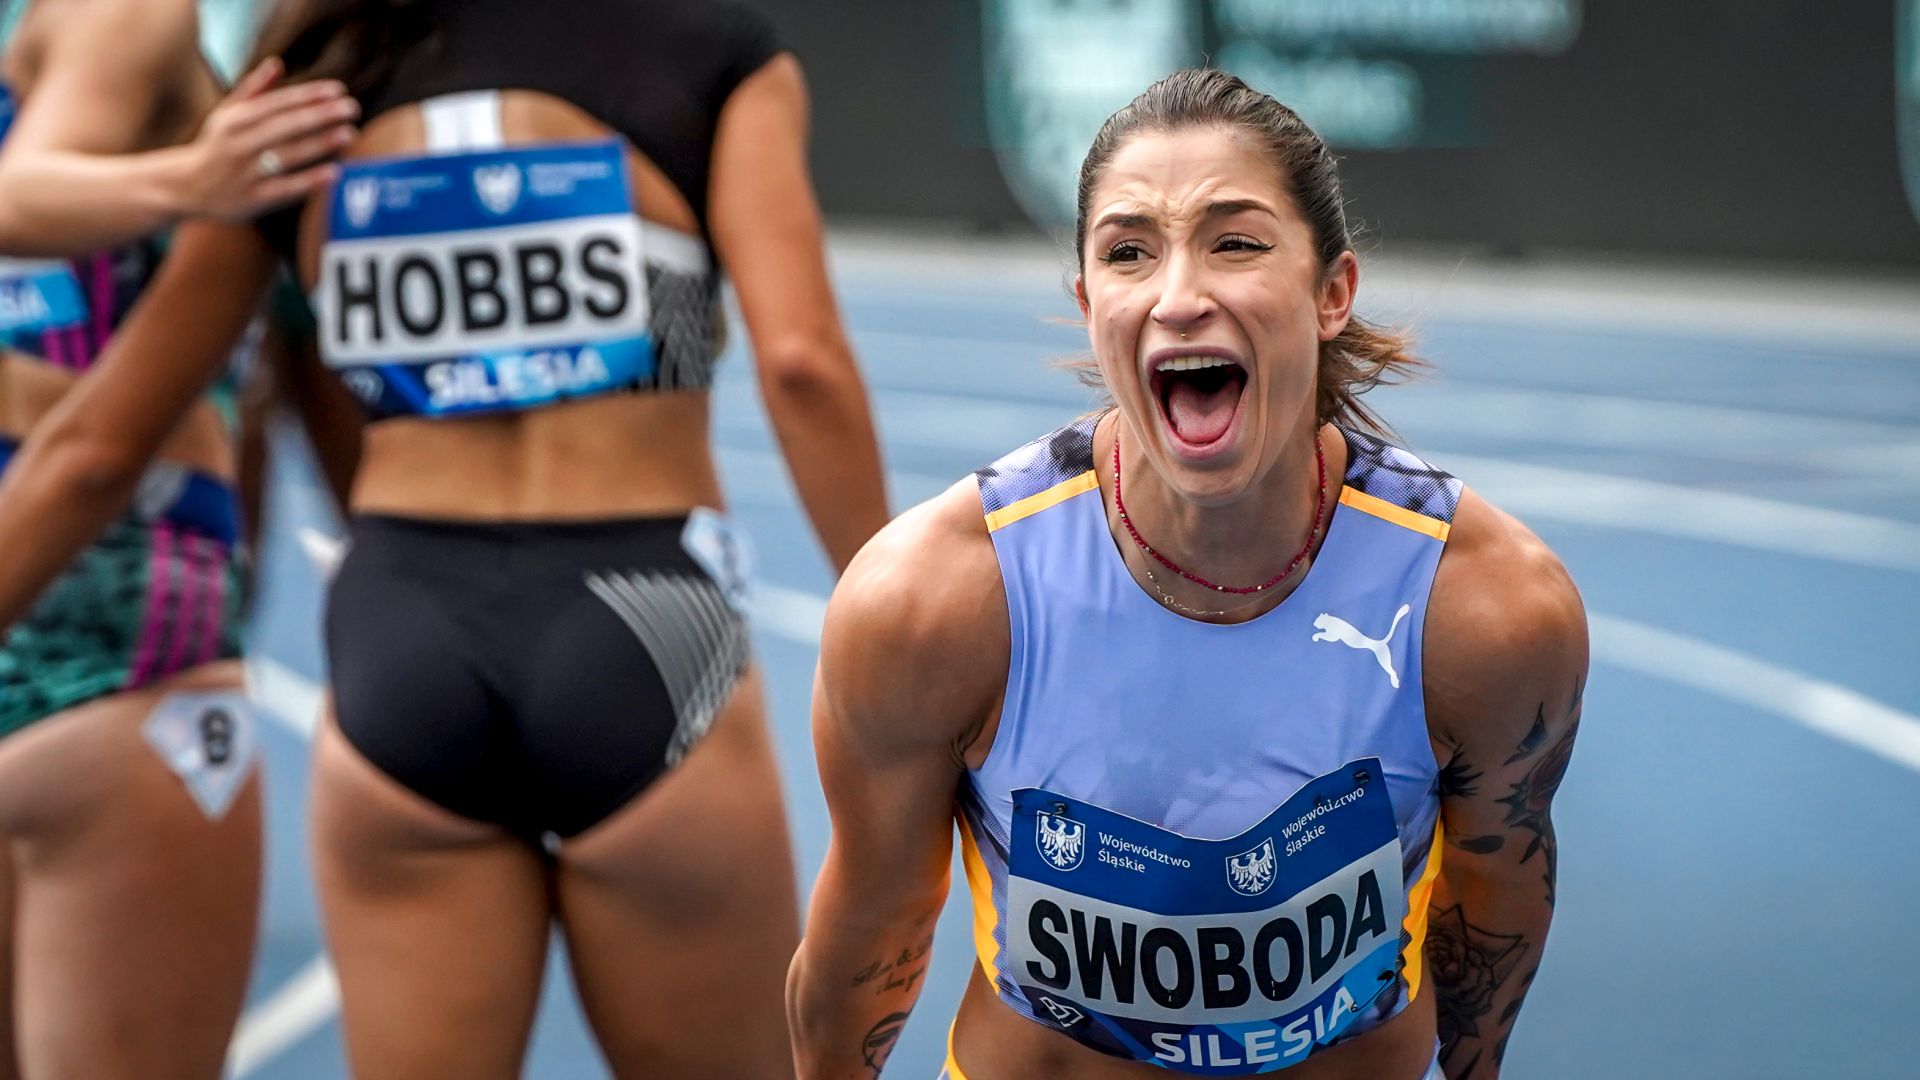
<box><xmin>0</xmin><ymin>147</ymin><xmax>193</xmax><ymax>256</ymax></box>
<box><xmin>0</xmin><ymin>434</ymin><xmax>145</xmax><ymax>629</ymax></box>
<box><xmin>761</xmin><ymin>353</ymin><xmax>889</xmax><ymax>575</ymax></box>
<box><xmin>1425</xmin><ymin>843</ymin><xmax>1558</xmax><ymax>1079</ymax></box>
<box><xmin>789</xmin><ymin>874</ymin><xmax>944</xmax><ymax>1079</ymax></box>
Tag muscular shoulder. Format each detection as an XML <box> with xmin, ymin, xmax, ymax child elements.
<box><xmin>819</xmin><ymin>475</ymin><xmax>1009</xmax><ymax>757</ymax></box>
<box><xmin>11</xmin><ymin>0</ymin><xmax>198</xmax><ymax>134</ymax></box>
<box><xmin>33</xmin><ymin>0</ymin><xmax>196</xmax><ymax>68</ymax></box>
<box><xmin>1424</xmin><ymin>487</ymin><xmax>1588</xmax><ymax>754</ymax></box>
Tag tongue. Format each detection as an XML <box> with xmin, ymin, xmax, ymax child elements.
<box><xmin>1166</xmin><ymin>378</ymin><xmax>1239</xmax><ymax>445</ymax></box>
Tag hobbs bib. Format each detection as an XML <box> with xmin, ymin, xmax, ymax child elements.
<box><xmin>1007</xmin><ymin>760</ymin><xmax>1405</xmax><ymax>1074</ymax></box>
<box><xmin>0</xmin><ymin>86</ymin><xmax>87</xmax><ymax>337</ymax></box>
<box><xmin>314</xmin><ymin>140</ymin><xmax>653</xmax><ymax>418</ymax></box>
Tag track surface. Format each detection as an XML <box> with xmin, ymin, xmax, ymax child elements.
<box><xmin>232</xmin><ymin>240</ymin><xmax>1920</xmax><ymax>1079</ymax></box>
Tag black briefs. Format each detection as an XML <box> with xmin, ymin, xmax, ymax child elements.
<box><xmin>326</xmin><ymin>512</ymin><xmax>751</xmax><ymax>841</ymax></box>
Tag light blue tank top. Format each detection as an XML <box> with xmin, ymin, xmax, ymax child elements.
<box><xmin>957</xmin><ymin>413</ymin><xmax>1461</xmax><ymax>1075</ymax></box>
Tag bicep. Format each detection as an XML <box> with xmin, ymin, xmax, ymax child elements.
<box><xmin>1429</xmin><ymin>558</ymin><xmax>1589</xmax><ymax>879</ymax></box>
<box><xmin>704</xmin><ymin>54</ymin><xmax>845</xmax><ymax>362</ymax></box>
<box><xmin>3</xmin><ymin>2</ymin><xmax>194</xmax><ymax>155</ymax></box>
<box><xmin>812</xmin><ymin>665</ymin><xmax>962</xmax><ymax>897</ymax></box>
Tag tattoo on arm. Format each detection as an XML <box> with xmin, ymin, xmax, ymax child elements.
<box><xmin>1429</xmin><ymin>904</ymin><xmax>1531</xmax><ymax>1079</ymax></box>
<box><xmin>1438</xmin><ymin>752</ymin><xmax>1506</xmax><ymax>855</ymax></box>
<box><xmin>849</xmin><ymin>932</ymin><xmax>935</xmax><ymax>995</ymax></box>
<box><xmin>1437</xmin><ymin>753</ymin><xmax>1482</xmax><ymax>799</ymax></box>
<box><xmin>861</xmin><ymin>1012</ymin><xmax>910</xmax><ymax>1078</ymax></box>
<box><xmin>1495</xmin><ymin>689</ymin><xmax>1581</xmax><ymax>904</ymax></box>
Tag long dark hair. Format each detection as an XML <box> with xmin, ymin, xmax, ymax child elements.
<box><xmin>247</xmin><ymin>0</ymin><xmax>442</xmax><ymax>97</ymax></box>
<box><xmin>1075</xmin><ymin>68</ymin><xmax>1421</xmax><ymax>434</ymax></box>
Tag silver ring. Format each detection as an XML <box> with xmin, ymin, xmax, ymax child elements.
<box><xmin>257</xmin><ymin>149</ymin><xmax>284</xmax><ymax>178</ymax></box>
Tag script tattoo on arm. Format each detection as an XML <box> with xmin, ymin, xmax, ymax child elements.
<box><xmin>849</xmin><ymin>932</ymin><xmax>935</xmax><ymax>997</ymax></box>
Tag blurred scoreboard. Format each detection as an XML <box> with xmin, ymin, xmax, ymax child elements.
<box><xmin>775</xmin><ymin>0</ymin><xmax>1920</xmax><ymax>265</ymax></box>
<box><xmin>10</xmin><ymin>0</ymin><xmax>1910</xmax><ymax>265</ymax></box>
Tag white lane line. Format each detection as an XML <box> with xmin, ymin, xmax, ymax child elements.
<box><xmin>756</xmin><ymin>583</ymin><xmax>828</xmax><ymax>647</ymax></box>
<box><xmin>1444</xmin><ymin>453</ymin><xmax>1920</xmax><ymax>573</ymax></box>
<box><xmin>226</xmin><ymin>522</ymin><xmax>1920</xmax><ymax>1077</ymax></box>
<box><xmin>296</xmin><ymin>526</ymin><xmax>347</xmax><ymax>577</ymax></box>
<box><xmin>718</xmin><ymin>387</ymin><xmax>1920</xmax><ymax>572</ymax></box>
<box><xmin>224</xmin><ymin>956</ymin><xmax>341</xmax><ymax>1079</ymax></box>
<box><xmin>726</xmin><ymin>439</ymin><xmax>1920</xmax><ymax>574</ymax></box>
<box><xmin>244</xmin><ymin>655</ymin><xmax>325</xmax><ymax>739</ymax></box>
<box><xmin>1385</xmin><ymin>386</ymin><xmax>1920</xmax><ymax>481</ymax></box>
<box><xmin>823</xmin><ymin>233</ymin><xmax>1920</xmax><ymax>352</ymax></box>
<box><xmin>754</xmin><ymin>580</ymin><xmax>1920</xmax><ymax>777</ymax></box>
<box><xmin>1588</xmin><ymin>614</ymin><xmax>1920</xmax><ymax>774</ymax></box>
<box><xmin>225</xmin><ymin>569</ymin><xmax>838</xmax><ymax>1076</ymax></box>
<box><xmin>226</xmin><ymin>529</ymin><xmax>345</xmax><ymax>1077</ymax></box>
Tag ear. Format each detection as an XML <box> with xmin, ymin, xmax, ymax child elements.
<box><xmin>1316</xmin><ymin>251</ymin><xmax>1358</xmax><ymax>342</ymax></box>
<box><xmin>1073</xmin><ymin>274</ymin><xmax>1090</xmax><ymax>320</ymax></box>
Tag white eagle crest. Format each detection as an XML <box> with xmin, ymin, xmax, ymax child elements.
<box><xmin>342</xmin><ymin>176</ymin><xmax>381</xmax><ymax>229</ymax></box>
<box><xmin>1035</xmin><ymin>811</ymin><xmax>1085</xmax><ymax>871</ymax></box>
<box><xmin>473</xmin><ymin>163</ymin><xmax>522</xmax><ymax>215</ymax></box>
<box><xmin>1226</xmin><ymin>838</ymin><xmax>1277</xmax><ymax>897</ymax></box>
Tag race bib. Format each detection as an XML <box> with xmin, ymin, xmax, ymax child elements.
<box><xmin>314</xmin><ymin>140</ymin><xmax>653</xmax><ymax>417</ymax></box>
<box><xmin>681</xmin><ymin>507</ymin><xmax>753</xmax><ymax>613</ymax></box>
<box><xmin>1007</xmin><ymin>760</ymin><xmax>1404</xmax><ymax>1074</ymax></box>
<box><xmin>143</xmin><ymin>691</ymin><xmax>258</xmax><ymax>821</ymax></box>
<box><xmin>0</xmin><ymin>85</ymin><xmax>87</xmax><ymax>336</ymax></box>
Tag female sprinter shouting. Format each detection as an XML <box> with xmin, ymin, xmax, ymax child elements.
<box><xmin>0</xmin><ymin>0</ymin><xmax>888</xmax><ymax>1075</ymax></box>
<box><xmin>791</xmin><ymin>69</ymin><xmax>1586</xmax><ymax>1080</ymax></box>
<box><xmin>0</xmin><ymin>0</ymin><xmax>349</xmax><ymax>1072</ymax></box>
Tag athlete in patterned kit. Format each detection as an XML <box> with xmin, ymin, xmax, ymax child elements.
<box><xmin>0</xmin><ymin>1</ymin><xmax>351</xmax><ymax>1073</ymax></box>
<box><xmin>0</xmin><ymin>0</ymin><xmax>889</xmax><ymax>1075</ymax></box>
<box><xmin>790</xmin><ymin>70</ymin><xmax>1587</xmax><ymax>1080</ymax></box>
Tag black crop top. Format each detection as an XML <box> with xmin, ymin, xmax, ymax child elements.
<box><xmin>258</xmin><ymin>0</ymin><xmax>782</xmax><ymax>258</ymax></box>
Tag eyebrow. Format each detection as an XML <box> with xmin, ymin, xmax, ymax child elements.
<box><xmin>1093</xmin><ymin>211</ymin><xmax>1155</xmax><ymax>231</ymax></box>
<box><xmin>1204</xmin><ymin>199</ymin><xmax>1275</xmax><ymax>220</ymax></box>
<box><xmin>1091</xmin><ymin>200</ymin><xmax>1276</xmax><ymax>231</ymax></box>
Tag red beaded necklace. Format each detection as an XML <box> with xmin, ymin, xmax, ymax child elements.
<box><xmin>1112</xmin><ymin>430</ymin><xmax>1328</xmax><ymax>595</ymax></box>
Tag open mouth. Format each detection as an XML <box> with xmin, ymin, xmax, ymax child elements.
<box><xmin>1151</xmin><ymin>355</ymin><xmax>1248</xmax><ymax>450</ymax></box>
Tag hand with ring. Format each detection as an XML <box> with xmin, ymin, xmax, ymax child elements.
<box><xmin>177</xmin><ymin>57</ymin><xmax>359</xmax><ymax>222</ymax></box>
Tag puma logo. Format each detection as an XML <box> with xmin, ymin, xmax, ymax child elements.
<box><xmin>1312</xmin><ymin>604</ymin><xmax>1412</xmax><ymax>689</ymax></box>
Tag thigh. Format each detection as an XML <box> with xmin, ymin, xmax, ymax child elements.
<box><xmin>0</xmin><ymin>835</ymin><xmax>17</xmax><ymax>1080</ymax></box>
<box><xmin>553</xmin><ymin>667</ymin><xmax>799</xmax><ymax>1079</ymax></box>
<box><xmin>310</xmin><ymin>711</ymin><xmax>552</xmax><ymax>1080</ymax></box>
<box><xmin>0</xmin><ymin>663</ymin><xmax>260</xmax><ymax>1080</ymax></box>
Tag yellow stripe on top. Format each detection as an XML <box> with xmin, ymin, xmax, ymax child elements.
<box><xmin>983</xmin><ymin>471</ymin><xmax>1099</xmax><ymax>533</ymax></box>
<box><xmin>943</xmin><ymin>1022</ymin><xmax>971</xmax><ymax>1080</ymax></box>
<box><xmin>1400</xmin><ymin>819</ymin><xmax>1445</xmax><ymax>1000</ymax></box>
<box><xmin>956</xmin><ymin>813</ymin><xmax>1003</xmax><ymax>984</ymax></box>
<box><xmin>1339</xmin><ymin>486</ymin><xmax>1452</xmax><ymax>541</ymax></box>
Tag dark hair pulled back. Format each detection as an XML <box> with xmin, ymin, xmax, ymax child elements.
<box><xmin>248</xmin><ymin>0</ymin><xmax>442</xmax><ymax>99</ymax></box>
<box><xmin>1075</xmin><ymin>68</ymin><xmax>1420</xmax><ymax>433</ymax></box>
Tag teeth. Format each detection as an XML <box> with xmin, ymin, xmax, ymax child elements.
<box><xmin>1155</xmin><ymin>356</ymin><xmax>1236</xmax><ymax>372</ymax></box>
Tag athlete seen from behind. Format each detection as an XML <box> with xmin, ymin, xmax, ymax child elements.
<box><xmin>0</xmin><ymin>0</ymin><xmax>889</xmax><ymax>1075</ymax></box>
<box><xmin>0</xmin><ymin>0</ymin><xmax>351</xmax><ymax>1073</ymax></box>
